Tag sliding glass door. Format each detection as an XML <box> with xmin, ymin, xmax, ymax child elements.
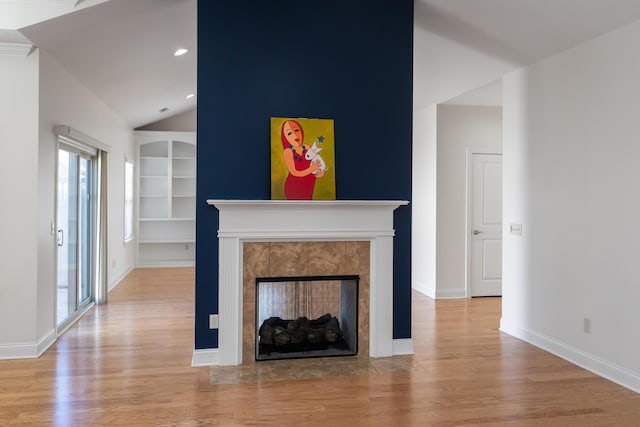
<box><xmin>56</xmin><ymin>146</ymin><xmax>95</xmax><ymax>328</ymax></box>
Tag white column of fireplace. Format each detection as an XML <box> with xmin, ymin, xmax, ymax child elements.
<box><xmin>207</xmin><ymin>200</ymin><xmax>408</xmax><ymax>366</ymax></box>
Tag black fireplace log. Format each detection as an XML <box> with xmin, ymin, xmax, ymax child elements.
<box><xmin>259</xmin><ymin>317</ymin><xmax>289</xmax><ymax>345</ymax></box>
<box><xmin>290</xmin><ymin>326</ymin><xmax>308</xmax><ymax>344</ymax></box>
<box><xmin>324</xmin><ymin>317</ymin><xmax>341</xmax><ymax>343</ymax></box>
<box><xmin>306</xmin><ymin>327</ymin><xmax>325</xmax><ymax>343</ymax></box>
<box><xmin>309</xmin><ymin>313</ymin><xmax>332</xmax><ymax>327</ymax></box>
<box><xmin>273</xmin><ymin>326</ymin><xmax>291</xmax><ymax>346</ymax></box>
<box><xmin>259</xmin><ymin>313</ymin><xmax>343</xmax><ymax>347</ymax></box>
<box><xmin>287</xmin><ymin>316</ymin><xmax>309</xmax><ymax>332</ymax></box>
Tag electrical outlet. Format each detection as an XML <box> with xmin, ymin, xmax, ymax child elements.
<box><xmin>583</xmin><ymin>318</ymin><xmax>591</xmax><ymax>334</ymax></box>
<box><xmin>112</xmin><ymin>259</ymin><xmax>116</xmax><ymax>268</ymax></box>
<box><xmin>209</xmin><ymin>314</ymin><xmax>219</xmax><ymax>329</ymax></box>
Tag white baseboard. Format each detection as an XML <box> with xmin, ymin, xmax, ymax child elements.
<box><xmin>393</xmin><ymin>338</ymin><xmax>414</xmax><ymax>355</ymax></box>
<box><xmin>412</xmin><ymin>279</ymin><xmax>435</xmax><ymax>298</ymax></box>
<box><xmin>435</xmin><ymin>288</ymin><xmax>467</xmax><ymax>299</ymax></box>
<box><xmin>0</xmin><ymin>328</ymin><xmax>56</xmax><ymax>360</ymax></box>
<box><xmin>136</xmin><ymin>261</ymin><xmax>195</xmax><ymax>268</ymax></box>
<box><xmin>0</xmin><ymin>342</ymin><xmax>37</xmax><ymax>360</ymax></box>
<box><xmin>192</xmin><ymin>348</ymin><xmax>219</xmax><ymax>366</ymax></box>
<box><xmin>500</xmin><ymin>317</ymin><xmax>640</xmax><ymax>394</ymax></box>
<box><xmin>37</xmin><ymin>329</ymin><xmax>56</xmax><ymax>357</ymax></box>
<box><xmin>109</xmin><ymin>264</ymin><xmax>134</xmax><ymax>291</ymax></box>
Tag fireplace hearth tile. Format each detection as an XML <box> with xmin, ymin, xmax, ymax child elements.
<box><xmin>208</xmin><ymin>356</ymin><xmax>421</xmax><ymax>386</ymax></box>
<box><xmin>369</xmin><ymin>355</ymin><xmax>425</xmax><ymax>373</ymax></box>
<box><xmin>209</xmin><ymin>365</ymin><xmax>256</xmax><ymax>385</ymax></box>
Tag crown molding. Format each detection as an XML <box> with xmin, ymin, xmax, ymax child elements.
<box><xmin>0</xmin><ymin>42</ymin><xmax>33</xmax><ymax>56</ymax></box>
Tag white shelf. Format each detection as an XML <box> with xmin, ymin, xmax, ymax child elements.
<box><xmin>136</xmin><ymin>132</ymin><xmax>196</xmax><ymax>267</ymax></box>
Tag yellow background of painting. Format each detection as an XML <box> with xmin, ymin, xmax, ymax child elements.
<box><xmin>270</xmin><ymin>117</ymin><xmax>336</xmax><ymax>200</ymax></box>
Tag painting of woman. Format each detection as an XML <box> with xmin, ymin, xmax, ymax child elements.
<box><xmin>271</xmin><ymin>117</ymin><xmax>335</xmax><ymax>200</ymax></box>
<box><xmin>280</xmin><ymin>119</ymin><xmax>324</xmax><ymax>200</ymax></box>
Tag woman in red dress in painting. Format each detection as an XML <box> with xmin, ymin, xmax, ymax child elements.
<box><xmin>281</xmin><ymin>120</ymin><xmax>324</xmax><ymax>200</ymax></box>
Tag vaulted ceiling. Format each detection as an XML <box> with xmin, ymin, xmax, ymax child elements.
<box><xmin>19</xmin><ymin>0</ymin><xmax>196</xmax><ymax>129</ymax></box>
<box><xmin>4</xmin><ymin>0</ymin><xmax>640</xmax><ymax>127</ymax></box>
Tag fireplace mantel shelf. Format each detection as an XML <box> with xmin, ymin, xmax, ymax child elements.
<box><xmin>203</xmin><ymin>198</ymin><xmax>411</xmax><ymax>366</ymax></box>
<box><xmin>207</xmin><ymin>199</ymin><xmax>408</xmax><ymax>240</ymax></box>
<box><xmin>207</xmin><ymin>199</ymin><xmax>409</xmax><ymax>208</ymax></box>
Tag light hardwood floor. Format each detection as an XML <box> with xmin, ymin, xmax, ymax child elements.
<box><xmin>1</xmin><ymin>267</ymin><xmax>639</xmax><ymax>426</ymax></box>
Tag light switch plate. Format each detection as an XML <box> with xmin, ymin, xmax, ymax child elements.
<box><xmin>509</xmin><ymin>223</ymin><xmax>522</xmax><ymax>236</ymax></box>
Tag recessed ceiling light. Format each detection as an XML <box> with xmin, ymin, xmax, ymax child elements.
<box><xmin>186</xmin><ymin>93</ymin><xmax>195</xmax><ymax>99</ymax></box>
<box><xmin>174</xmin><ymin>48</ymin><xmax>188</xmax><ymax>56</ymax></box>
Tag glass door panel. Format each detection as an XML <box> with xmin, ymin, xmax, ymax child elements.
<box><xmin>57</xmin><ymin>148</ymin><xmax>95</xmax><ymax>327</ymax></box>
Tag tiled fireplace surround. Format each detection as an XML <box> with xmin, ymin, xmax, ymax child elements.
<box><xmin>199</xmin><ymin>200</ymin><xmax>411</xmax><ymax>367</ymax></box>
<box><xmin>243</xmin><ymin>241</ymin><xmax>370</xmax><ymax>364</ymax></box>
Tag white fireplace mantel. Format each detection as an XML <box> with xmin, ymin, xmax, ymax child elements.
<box><xmin>199</xmin><ymin>199</ymin><xmax>410</xmax><ymax>366</ymax></box>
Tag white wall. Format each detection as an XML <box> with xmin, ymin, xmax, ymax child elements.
<box><xmin>412</xmin><ymin>105</ymin><xmax>437</xmax><ymax>298</ymax></box>
<box><xmin>0</xmin><ymin>48</ymin><xmax>136</xmax><ymax>359</ymax></box>
<box><xmin>137</xmin><ymin>107</ymin><xmax>196</xmax><ymax>132</ymax></box>
<box><xmin>436</xmin><ymin>105</ymin><xmax>502</xmax><ymax>298</ymax></box>
<box><xmin>0</xmin><ymin>52</ymin><xmax>40</xmax><ymax>354</ymax></box>
<box><xmin>502</xmin><ymin>20</ymin><xmax>640</xmax><ymax>392</ymax></box>
<box><xmin>39</xmin><ymin>49</ymin><xmax>136</xmax><ymax>298</ymax></box>
<box><xmin>413</xmin><ymin>22</ymin><xmax>516</xmax><ymax>111</ymax></box>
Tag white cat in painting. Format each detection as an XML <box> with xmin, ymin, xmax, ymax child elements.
<box><xmin>305</xmin><ymin>141</ymin><xmax>327</xmax><ymax>174</ymax></box>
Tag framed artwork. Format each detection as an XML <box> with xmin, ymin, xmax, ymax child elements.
<box><xmin>270</xmin><ymin>117</ymin><xmax>336</xmax><ymax>200</ymax></box>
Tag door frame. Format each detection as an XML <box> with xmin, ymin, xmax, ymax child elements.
<box><xmin>54</xmin><ymin>141</ymin><xmax>99</xmax><ymax>336</ymax></box>
<box><xmin>465</xmin><ymin>146</ymin><xmax>503</xmax><ymax>298</ymax></box>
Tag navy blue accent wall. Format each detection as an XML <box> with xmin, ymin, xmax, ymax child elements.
<box><xmin>196</xmin><ymin>0</ymin><xmax>413</xmax><ymax>349</ymax></box>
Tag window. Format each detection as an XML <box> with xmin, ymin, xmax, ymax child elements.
<box><xmin>124</xmin><ymin>160</ymin><xmax>134</xmax><ymax>242</ymax></box>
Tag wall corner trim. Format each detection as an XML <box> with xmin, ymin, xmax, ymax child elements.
<box><xmin>392</xmin><ymin>338</ymin><xmax>414</xmax><ymax>356</ymax></box>
<box><xmin>192</xmin><ymin>348</ymin><xmax>219</xmax><ymax>367</ymax></box>
<box><xmin>412</xmin><ymin>280</ymin><xmax>435</xmax><ymax>299</ymax></box>
<box><xmin>36</xmin><ymin>329</ymin><xmax>57</xmax><ymax>357</ymax></box>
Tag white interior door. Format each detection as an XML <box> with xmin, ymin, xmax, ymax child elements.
<box><xmin>470</xmin><ymin>153</ymin><xmax>503</xmax><ymax>296</ymax></box>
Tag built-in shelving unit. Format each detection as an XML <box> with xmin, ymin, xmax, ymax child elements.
<box><xmin>136</xmin><ymin>131</ymin><xmax>196</xmax><ymax>267</ymax></box>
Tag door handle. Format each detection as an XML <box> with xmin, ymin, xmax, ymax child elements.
<box><xmin>473</xmin><ymin>230</ymin><xmax>483</xmax><ymax>235</ymax></box>
<box><xmin>57</xmin><ymin>229</ymin><xmax>64</xmax><ymax>247</ymax></box>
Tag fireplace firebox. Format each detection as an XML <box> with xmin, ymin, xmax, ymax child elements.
<box><xmin>255</xmin><ymin>275</ymin><xmax>359</xmax><ymax>361</ymax></box>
